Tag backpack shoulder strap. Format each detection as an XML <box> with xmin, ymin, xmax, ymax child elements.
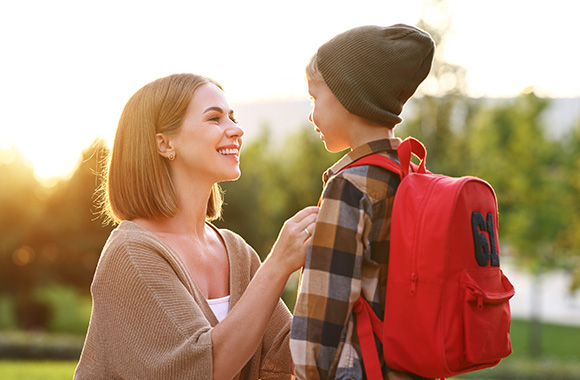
<box><xmin>398</xmin><ymin>137</ymin><xmax>429</xmax><ymax>176</ymax></box>
<box><xmin>343</xmin><ymin>137</ymin><xmax>429</xmax><ymax>178</ymax></box>
<box><xmin>343</xmin><ymin>153</ymin><xmax>422</xmax><ymax>179</ymax></box>
<box><xmin>344</xmin><ymin>154</ymin><xmax>403</xmax><ymax>178</ymax></box>
<box><xmin>353</xmin><ymin>297</ymin><xmax>385</xmax><ymax>380</ymax></box>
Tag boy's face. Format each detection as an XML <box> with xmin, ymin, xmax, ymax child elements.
<box><xmin>307</xmin><ymin>76</ymin><xmax>352</xmax><ymax>153</ymax></box>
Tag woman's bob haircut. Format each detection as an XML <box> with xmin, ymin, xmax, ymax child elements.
<box><xmin>98</xmin><ymin>73</ymin><xmax>224</xmax><ymax>224</ymax></box>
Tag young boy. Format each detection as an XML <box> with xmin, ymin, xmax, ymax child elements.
<box><xmin>290</xmin><ymin>24</ymin><xmax>435</xmax><ymax>380</ymax></box>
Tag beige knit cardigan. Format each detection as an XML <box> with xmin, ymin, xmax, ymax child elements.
<box><xmin>74</xmin><ymin>221</ymin><xmax>293</xmax><ymax>380</ymax></box>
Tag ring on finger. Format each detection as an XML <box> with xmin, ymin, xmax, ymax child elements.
<box><xmin>303</xmin><ymin>228</ymin><xmax>311</xmax><ymax>237</ymax></box>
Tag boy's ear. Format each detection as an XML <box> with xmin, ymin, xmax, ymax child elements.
<box><xmin>155</xmin><ymin>133</ymin><xmax>175</xmax><ymax>159</ymax></box>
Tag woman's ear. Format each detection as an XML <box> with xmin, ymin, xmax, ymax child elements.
<box><xmin>156</xmin><ymin>133</ymin><xmax>176</xmax><ymax>160</ymax></box>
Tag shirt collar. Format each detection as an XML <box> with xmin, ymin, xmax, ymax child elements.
<box><xmin>323</xmin><ymin>138</ymin><xmax>402</xmax><ymax>184</ymax></box>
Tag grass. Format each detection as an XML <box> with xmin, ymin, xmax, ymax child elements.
<box><xmin>507</xmin><ymin>318</ymin><xmax>580</xmax><ymax>360</ymax></box>
<box><xmin>452</xmin><ymin>318</ymin><xmax>580</xmax><ymax>379</ymax></box>
<box><xmin>456</xmin><ymin>358</ymin><xmax>580</xmax><ymax>380</ymax></box>
<box><xmin>0</xmin><ymin>360</ymin><xmax>77</xmax><ymax>380</ymax></box>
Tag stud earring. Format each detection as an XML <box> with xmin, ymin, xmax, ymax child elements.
<box><xmin>168</xmin><ymin>153</ymin><xmax>175</xmax><ymax>161</ymax></box>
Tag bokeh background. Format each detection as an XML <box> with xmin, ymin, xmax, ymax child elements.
<box><xmin>1</xmin><ymin>0</ymin><xmax>580</xmax><ymax>378</ymax></box>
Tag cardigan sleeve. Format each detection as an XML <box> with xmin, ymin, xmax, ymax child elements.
<box><xmin>259</xmin><ymin>298</ymin><xmax>293</xmax><ymax>379</ymax></box>
<box><xmin>75</xmin><ymin>228</ymin><xmax>215</xmax><ymax>380</ymax></box>
<box><xmin>220</xmin><ymin>229</ymin><xmax>294</xmax><ymax>380</ymax></box>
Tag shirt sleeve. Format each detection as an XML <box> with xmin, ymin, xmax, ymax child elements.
<box><xmin>290</xmin><ymin>175</ymin><xmax>370</xmax><ymax>380</ymax></box>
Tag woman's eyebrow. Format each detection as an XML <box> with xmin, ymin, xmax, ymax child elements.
<box><xmin>203</xmin><ymin>106</ymin><xmax>224</xmax><ymax>114</ymax></box>
<box><xmin>203</xmin><ymin>106</ymin><xmax>235</xmax><ymax>116</ymax></box>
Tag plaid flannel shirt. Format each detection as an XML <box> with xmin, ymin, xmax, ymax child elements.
<box><xmin>290</xmin><ymin>138</ymin><xmax>402</xmax><ymax>380</ymax></box>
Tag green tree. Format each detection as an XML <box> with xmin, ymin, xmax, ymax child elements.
<box><xmin>0</xmin><ymin>140</ymin><xmax>113</xmax><ymax>330</ymax></box>
<box><xmin>39</xmin><ymin>139</ymin><xmax>113</xmax><ymax>293</ymax></box>
<box><xmin>277</xmin><ymin>126</ymin><xmax>343</xmax><ymax>212</ymax></box>
<box><xmin>0</xmin><ymin>148</ymin><xmax>44</xmax><ymax>297</ymax></box>
<box><xmin>466</xmin><ymin>92</ymin><xmax>565</xmax><ymax>265</ymax></box>
<box><xmin>397</xmin><ymin>0</ymin><xmax>470</xmax><ymax>174</ymax></box>
<box><xmin>465</xmin><ymin>92</ymin><xmax>569</xmax><ymax>357</ymax></box>
<box><xmin>554</xmin><ymin>116</ymin><xmax>580</xmax><ymax>291</ymax></box>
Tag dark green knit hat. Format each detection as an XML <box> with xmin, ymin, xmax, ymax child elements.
<box><xmin>317</xmin><ymin>24</ymin><xmax>435</xmax><ymax>127</ymax></box>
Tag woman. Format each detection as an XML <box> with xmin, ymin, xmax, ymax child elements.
<box><xmin>74</xmin><ymin>73</ymin><xmax>318</xmax><ymax>379</ymax></box>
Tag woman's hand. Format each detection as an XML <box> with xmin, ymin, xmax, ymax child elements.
<box><xmin>266</xmin><ymin>206</ymin><xmax>318</xmax><ymax>275</ymax></box>
<box><xmin>211</xmin><ymin>206</ymin><xmax>318</xmax><ymax>380</ymax></box>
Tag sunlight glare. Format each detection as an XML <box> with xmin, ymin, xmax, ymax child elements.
<box><xmin>1</xmin><ymin>0</ymin><xmax>578</xmax><ymax>182</ymax></box>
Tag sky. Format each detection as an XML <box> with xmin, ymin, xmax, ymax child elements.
<box><xmin>1</xmin><ymin>0</ymin><xmax>579</xmax><ymax>183</ymax></box>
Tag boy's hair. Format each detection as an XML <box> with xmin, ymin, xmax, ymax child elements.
<box><xmin>98</xmin><ymin>73</ymin><xmax>224</xmax><ymax>224</ymax></box>
<box><xmin>312</xmin><ymin>24</ymin><xmax>434</xmax><ymax>128</ymax></box>
<box><xmin>305</xmin><ymin>53</ymin><xmax>322</xmax><ymax>82</ymax></box>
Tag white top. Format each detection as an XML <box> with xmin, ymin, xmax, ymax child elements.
<box><xmin>207</xmin><ymin>295</ymin><xmax>230</xmax><ymax>323</ymax></box>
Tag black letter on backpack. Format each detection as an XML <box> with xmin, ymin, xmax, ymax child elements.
<box><xmin>471</xmin><ymin>212</ymin><xmax>490</xmax><ymax>267</ymax></box>
<box><xmin>486</xmin><ymin>213</ymin><xmax>500</xmax><ymax>267</ymax></box>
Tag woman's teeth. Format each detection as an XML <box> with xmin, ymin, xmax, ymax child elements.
<box><xmin>218</xmin><ymin>148</ymin><xmax>238</xmax><ymax>155</ymax></box>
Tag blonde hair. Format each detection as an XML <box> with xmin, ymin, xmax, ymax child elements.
<box><xmin>305</xmin><ymin>53</ymin><xmax>323</xmax><ymax>82</ymax></box>
<box><xmin>98</xmin><ymin>73</ymin><xmax>224</xmax><ymax>224</ymax></box>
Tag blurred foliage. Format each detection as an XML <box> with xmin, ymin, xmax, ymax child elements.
<box><xmin>553</xmin><ymin>116</ymin><xmax>580</xmax><ymax>290</ymax></box>
<box><xmin>464</xmin><ymin>94</ymin><xmax>569</xmax><ymax>270</ymax></box>
<box><xmin>0</xmin><ymin>139</ymin><xmax>113</xmax><ymax>332</ymax></box>
<box><xmin>0</xmin><ymin>330</ymin><xmax>83</xmax><ymax>360</ymax></box>
<box><xmin>33</xmin><ymin>285</ymin><xmax>92</xmax><ymax>335</ymax></box>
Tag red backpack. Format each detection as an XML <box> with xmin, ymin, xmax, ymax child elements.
<box><xmin>348</xmin><ymin>137</ymin><xmax>514</xmax><ymax>379</ymax></box>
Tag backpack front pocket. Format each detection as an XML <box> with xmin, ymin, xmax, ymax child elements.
<box><xmin>460</xmin><ymin>269</ymin><xmax>514</xmax><ymax>366</ymax></box>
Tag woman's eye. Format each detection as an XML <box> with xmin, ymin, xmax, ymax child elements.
<box><xmin>230</xmin><ymin>117</ymin><xmax>238</xmax><ymax>124</ymax></box>
<box><xmin>209</xmin><ymin>116</ymin><xmax>220</xmax><ymax>122</ymax></box>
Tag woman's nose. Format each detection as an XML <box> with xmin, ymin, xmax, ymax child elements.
<box><xmin>227</xmin><ymin>121</ymin><xmax>244</xmax><ymax>138</ymax></box>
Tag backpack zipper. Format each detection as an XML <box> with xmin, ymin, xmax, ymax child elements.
<box><xmin>409</xmin><ymin>176</ymin><xmax>441</xmax><ymax>295</ymax></box>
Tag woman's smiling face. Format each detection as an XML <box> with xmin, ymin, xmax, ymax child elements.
<box><xmin>167</xmin><ymin>83</ymin><xmax>244</xmax><ymax>184</ymax></box>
